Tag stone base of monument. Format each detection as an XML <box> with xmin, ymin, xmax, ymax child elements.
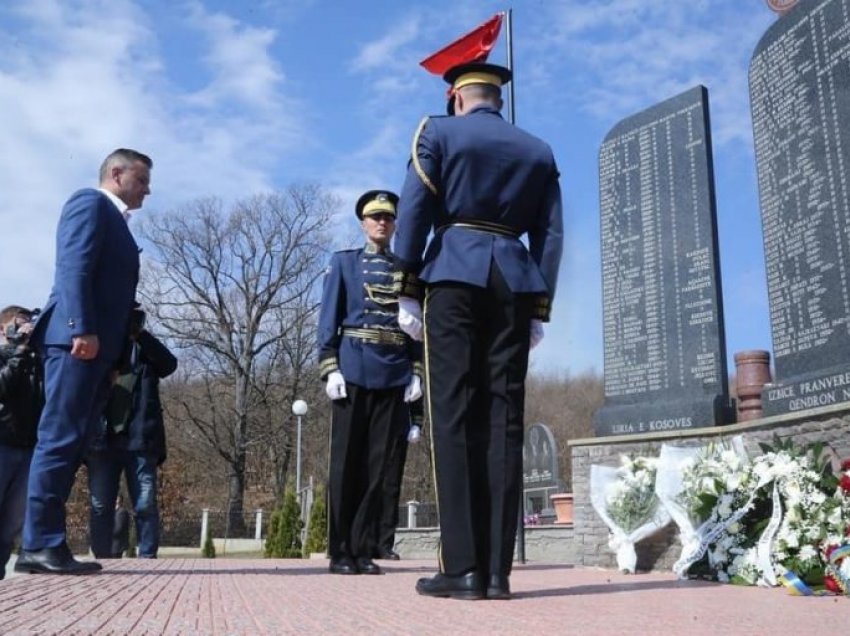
<box><xmin>592</xmin><ymin>394</ymin><xmax>732</xmax><ymax>437</ymax></box>
<box><xmin>393</xmin><ymin>525</ymin><xmax>576</xmax><ymax>563</ymax></box>
<box><xmin>570</xmin><ymin>402</ymin><xmax>850</xmax><ymax>571</ymax></box>
<box><xmin>761</xmin><ymin>363</ymin><xmax>850</xmax><ymax>416</ymax></box>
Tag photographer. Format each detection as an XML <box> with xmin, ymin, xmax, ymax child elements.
<box><xmin>87</xmin><ymin>307</ymin><xmax>177</xmax><ymax>559</ymax></box>
<box><xmin>0</xmin><ymin>306</ymin><xmax>44</xmax><ymax>579</ymax></box>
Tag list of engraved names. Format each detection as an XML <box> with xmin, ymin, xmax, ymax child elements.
<box><xmin>750</xmin><ymin>0</ymin><xmax>850</xmax><ymax>369</ymax></box>
<box><xmin>600</xmin><ymin>93</ymin><xmax>722</xmax><ymax>398</ymax></box>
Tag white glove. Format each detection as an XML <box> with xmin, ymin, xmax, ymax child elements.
<box><xmin>530</xmin><ymin>319</ymin><xmax>544</xmax><ymax>350</ymax></box>
<box><xmin>325</xmin><ymin>371</ymin><xmax>347</xmax><ymax>400</ymax></box>
<box><xmin>404</xmin><ymin>374</ymin><xmax>423</xmax><ymax>403</ymax></box>
<box><xmin>407</xmin><ymin>425</ymin><xmax>422</xmax><ymax>443</ymax></box>
<box><xmin>398</xmin><ymin>297</ymin><xmax>423</xmax><ymax>341</ymax></box>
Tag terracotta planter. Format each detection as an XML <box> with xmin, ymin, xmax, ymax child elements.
<box><xmin>550</xmin><ymin>493</ymin><xmax>574</xmax><ymax>526</ymax></box>
<box><xmin>734</xmin><ymin>350</ymin><xmax>772</xmax><ymax>422</ymax></box>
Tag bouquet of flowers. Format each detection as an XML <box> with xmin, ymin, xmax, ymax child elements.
<box><xmin>654</xmin><ymin>436</ymin><xmax>753</xmax><ymax>578</ymax></box>
<box><xmin>662</xmin><ymin>434</ymin><xmax>850</xmax><ymax>591</ymax></box>
<box><xmin>590</xmin><ymin>454</ymin><xmax>671</xmax><ymax>573</ymax></box>
<box><xmin>749</xmin><ymin>441</ymin><xmax>850</xmax><ymax>592</ymax></box>
<box><xmin>822</xmin><ymin>459</ymin><xmax>850</xmax><ymax>595</ymax></box>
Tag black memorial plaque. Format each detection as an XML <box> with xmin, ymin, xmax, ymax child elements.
<box><xmin>750</xmin><ymin>0</ymin><xmax>850</xmax><ymax>415</ymax></box>
<box><xmin>522</xmin><ymin>423</ymin><xmax>561</xmax><ymax>517</ymax></box>
<box><xmin>593</xmin><ymin>86</ymin><xmax>730</xmax><ymax>436</ymax></box>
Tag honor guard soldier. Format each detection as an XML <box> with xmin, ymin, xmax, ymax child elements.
<box><xmin>318</xmin><ymin>190</ymin><xmax>423</xmax><ymax>576</ymax></box>
<box><xmin>394</xmin><ymin>62</ymin><xmax>564</xmax><ymax>600</ymax></box>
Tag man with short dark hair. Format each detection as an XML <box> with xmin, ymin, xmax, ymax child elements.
<box><xmin>16</xmin><ymin>148</ymin><xmax>152</xmax><ymax>575</ymax></box>
<box><xmin>395</xmin><ymin>62</ymin><xmax>563</xmax><ymax>600</ymax></box>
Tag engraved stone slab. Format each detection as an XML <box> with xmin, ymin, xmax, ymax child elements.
<box><xmin>523</xmin><ymin>422</ymin><xmax>561</xmax><ymax>516</ymax></box>
<box><xmin>593</xmin><ymin>86</ymin><xmax>730</xmax><ymax>436</ymax></box>
<box><xmin>750</xmin><ymin>0</ymin><xmax>850</xmax><ymax>415</ymax></box>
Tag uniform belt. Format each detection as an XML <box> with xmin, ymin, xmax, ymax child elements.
<box><xmin>342</xmin><ymin>327</ymin><xmax>407</xmax><ymax>346</ymax></box>
<box><xmin>438</xmin><ymin>220</ymin><xmax>522</xmax><ymax>239</ymax></box>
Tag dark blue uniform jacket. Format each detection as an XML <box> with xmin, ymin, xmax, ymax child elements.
<box><xmin>394</xmin><ymin>106</ymin><xmax>563</xmax><ymax>320</ymax></box>
<box><xmin>318</xmin><ymin>245</ymin><xmax>422</xmax><ymax>389</ymax></box>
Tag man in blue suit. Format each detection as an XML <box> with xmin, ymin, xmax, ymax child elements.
<box><xmin>16</xmin><ymin>148</ymin><xmax>152</xmax><ymax>575</ymax></box>
<box><xmin>394</xmin><ymin>62</ymin><xmax>563</xmax><ymax>600</ymax></box>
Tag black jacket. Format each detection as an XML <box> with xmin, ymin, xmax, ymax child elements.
<box><xmin>0</xmin><ymin>344</ymin><xmax>44</xmax><ymax>448</ymax></box>
<box><xmin>89</xmin><ymin>330</ymin><xmax>177</xmax><ymax>464</ymax></box>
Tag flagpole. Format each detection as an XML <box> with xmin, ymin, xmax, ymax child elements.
<box><xmin>505</xmin><ymin>9</ymin><xmax>515</xmax><ymax>125</ymax></box>
<box><xmin>504</xmin><ymin>6</ymin><xmax>526</xmax><ymax>566</ymax></box>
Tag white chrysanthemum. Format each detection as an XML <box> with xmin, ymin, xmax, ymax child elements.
<box><xmin>772</xmin><ymin>453</ymin><xmax>797</xmax><ymax>479</ymax></box>
<box><xmin>778</xmin><ymin>523</ymin><xmax>800</xmax><ymax>549</ymax></box>
<box><xmin>717</xmin><ymin>494</ymin><xmax>733</xmax><ymax>519</ymax></box>
<box><xmin>783</xmin><ymin>479</ymin><xmax>803</xmax><ymax>504</ymax></box>
<box><xmin>785</xmin><ymin>506</ymin><xmax>800</xmax><ymax>523</ymax></box>
<box><xmin>753</xmin><ymin>460</ymin><xmax>773</xmax><ymax>485</ymax></box>
<box><xmin>809</xmin><ymin>490</ymin><xmax>827</xmax><ymax>506</ymax></box>
<box><xmin>828</xmin><ymin>506</ymin><xmax>845</xmax><ymax>527</ymax></box>
<box><xmin>798</xmin><ymin>544</ymin><xmax>818</xmax><ymax>562</ymax></box>
<box><xmin>724</xmin><ymin>472</ymin><xmax>742</xmax><ymax>491</ymax></box>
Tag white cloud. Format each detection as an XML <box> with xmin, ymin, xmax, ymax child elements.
<box><xmin>350</xmin><ymin>17</ymin><xmax>420</xmax><ymax>73</ymax></box>
<box><xmin>526</xmin><ymin>1</ymin><xmax>773</xmax><ymax>147</ymax></box>
<box><xmin>0</xmin><ymin>0</ymin><xmax>309</xmax><ymax>311</ymax></box>
<box><xmin>184</xmin><ymin>0</ymin><xmax>285</xmax><ymax>110</ymax></box>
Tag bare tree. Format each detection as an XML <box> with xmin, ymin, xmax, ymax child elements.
<box><xmin>136</xmin><ymin>185</ymin><xmax>336</xmax><ymax>533</ymax></box>
<box><xmin>525</xmin><ymin>370</ymin><xmax>602</xmax><ymax>491</ymax></box>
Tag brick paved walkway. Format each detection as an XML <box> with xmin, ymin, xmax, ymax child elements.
<box><xmin>1</xmin><ymin>558</ymin><xmax>848</xmax><ymax>635</ymax></box>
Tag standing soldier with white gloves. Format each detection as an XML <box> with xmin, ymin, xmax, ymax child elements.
<box><xmin>318</xmin><ymin>190</ymin><xmax>423</xmax><ymax>576</ymax></box>
<box><xmin>394</xmin><ymin>62</ymin><xmax>563</xmax><ymax>600</ymax></box>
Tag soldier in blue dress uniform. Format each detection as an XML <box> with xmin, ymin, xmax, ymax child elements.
<box><xmin>318</xmin><ymin>190</ymin><xmax>423</xmax><ymax>575</ymax></box>
<box><xmin>394</xmin><ymin>62</ymin><xmax>564</xmax><ymax>600</ymax></box>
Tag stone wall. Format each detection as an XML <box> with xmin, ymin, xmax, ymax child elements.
<box><xmin>395</xmin><ymin>525</ymin><xmax>576</xmax><ymax>563</ymax></box>
<box><xmin>569</xmin><ymin>403</ymin><xmax>850</xmax><ymax>571</ymax></box>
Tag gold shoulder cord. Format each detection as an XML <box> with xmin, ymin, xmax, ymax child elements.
<box><xmin>412</xmin><ymin>116</ymin><xmax>438</xmax><ymax>196</ymax></box>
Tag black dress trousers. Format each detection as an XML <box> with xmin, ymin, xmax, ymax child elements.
<box><xmin>424</xmin><ymin>264</ymin><xmax>533</xmax><ymax>578</ymax></box>
<box><xmin>327</xmin><ymin>383</ymin><xmax>407</xmax><ymax>560</ymax></box>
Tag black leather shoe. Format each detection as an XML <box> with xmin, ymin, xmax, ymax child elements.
<box><xmin>375</xmin><ymin>548</ymin><xmax>400</xmax><ymax>561</ymax></box>
<box><xmin>486</xmin><ymin>574</ymin><xmax>511</xmax><ymax>600</ymax></box>
<box><xmin>328</xmin><ymin>555</ymin><xmax>358</xmax><ymax>575</ymax></box>
<box><xmin>355</xmin><ymin>557</ymin><xmax>382</xmax><ymax>575</ymax></box>
<box><xmin>415</xmin><ymin>571</ymin><xmax>485</xmax><ymax>600</ymax></box>
<box><xmin>15</xmin><ymin>544</ymin><xmax>102</xmax><ymax>575</ymax></box>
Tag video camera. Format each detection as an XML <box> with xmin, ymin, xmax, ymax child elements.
<box><xmin>4</xmin><ymin>308</ymin><xmax>40</xmax><ymax>346</ymax></box>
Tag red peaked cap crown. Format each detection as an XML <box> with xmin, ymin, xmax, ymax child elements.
<box><xmin>419</xmin><ymin>13</ymin><xmax>504</xmax><ymax>75</ymax></box>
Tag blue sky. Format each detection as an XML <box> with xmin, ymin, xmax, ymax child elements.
<box><xmin>0</xmin><ymin>0</ymin><xmax>780</xmax><ymax>376</ymax></box>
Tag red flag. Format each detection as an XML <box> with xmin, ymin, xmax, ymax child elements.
<box><xmin>420</xmin><ymin>13</ymin><xmax>504</xmax><ymax>75</ymax></box>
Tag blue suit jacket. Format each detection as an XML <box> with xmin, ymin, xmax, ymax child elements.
<box><xmin>394</xmin><ymin>106</ymin><xmax>563</xmax><ymax>320</ymax></box>
<box><xmin>33</xmin><ymin>189</ymin><xmax>140</xmax><ymax>364</ymax></box>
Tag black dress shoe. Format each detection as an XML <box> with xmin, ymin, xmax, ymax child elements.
<box><xmin>355</xmin><ymin>557</ymin><xmax>382</xmax><ymax>575</ymax></box>
<box><xmin>328</xmin><ymin>555</ymin><xmax>358</xmax><ymax>575</ymax></box>
<box><xmin>15</xmin><ymin>544</ymin><xmax>102</xmax><ymax>575</ymax></box>
<box><xmin>375</xmin><ymin>548</ymin><xmax>400</xmax><ymax>561</ymax></box>
<box><xmin>415</xmin><ymin>571</ymin><xmax>485</xmax><ymax>600</ymax></box>
<box><xmin>486</xmin><ymin>574</ymin><xmax>511</xmax><ymax>600</ymax></box>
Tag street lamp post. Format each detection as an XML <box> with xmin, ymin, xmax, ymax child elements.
<box><xmin>291</xmin><ymin>399</ymin><xmax>308</xmax><ymax>502</ymax></box>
